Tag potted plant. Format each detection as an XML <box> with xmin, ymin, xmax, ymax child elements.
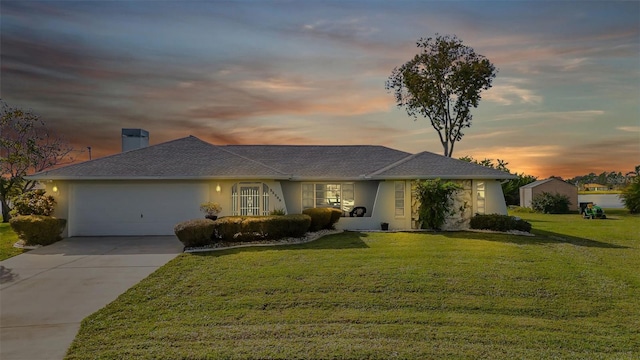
<box><xmin>199</xmin><ymin>202</ymin><xmax>222</xmax><ymax>220</ymax></box>
<box><xmin>380</xmin><ymin>222</ymin><xmax>389</xmax><ymax>231</ymax></box>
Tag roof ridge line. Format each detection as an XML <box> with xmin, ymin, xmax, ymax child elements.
<box><xmin>29</xmin><ymin>135</ymin><xmax>197</xmax><ymax>178</ymax></box>
<box><xmin>366</xmin><ymin>152</ymin><xmax>422</xmax><ymax>177</ymax></box>
<box><xmin>216</xmin><ymin>145</ymin><xmax>290</xmax><ymax>177</ymax></box>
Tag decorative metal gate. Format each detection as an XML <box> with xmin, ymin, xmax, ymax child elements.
<box><xmin>232</xmin><ymin>183</ymin><xmax>270</xmax><ymax>216</ymax></box>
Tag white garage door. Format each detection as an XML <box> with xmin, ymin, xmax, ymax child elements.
<box><xmin>69</xmin><ymin>182</ymin><xmax>208</xmax><ymax>236</ymax></box>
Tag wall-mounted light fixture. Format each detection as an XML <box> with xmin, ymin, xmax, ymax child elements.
<box><xmin>52</xmin><ymin>185</ymin><xmax>59</xmax><ymax>194</ymax></box>
<box><xmin>215</xmin><ymin>184</ymin><xmax>221</xmax><ymax>193</ymax></box>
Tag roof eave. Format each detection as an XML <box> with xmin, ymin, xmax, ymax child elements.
<box><xmin>369</xmin><ymin>174</ymin><xmax>518</xmax><ymax>180</ymax></box>
<box><xmin>25</xmin><ymin>175</ymin><xmax>292</xmax><ymax>181</ymax></box>
<box><xmin>287</xmin><ymin>175</ymin><xmax>369</xmax><ymax>181</ymax></box>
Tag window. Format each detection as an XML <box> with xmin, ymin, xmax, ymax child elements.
<box><xmin>302</xmin><ymin>183</ymin><xmax>354</xmax><ymax>215</ymax></box>
<box><xmin>476</xmin><ymin>181</ymin><xmax>485</xmax><ymax>214</ymax></box>
<box><xmin>395</xmin><ymin>181</ymin><xmax>405</xmax><ymax>217</ymax></box>
<box><xmin>232</xmin><ymin>182</ymin><xmax>270</xmax><ymax>216</ymax></box>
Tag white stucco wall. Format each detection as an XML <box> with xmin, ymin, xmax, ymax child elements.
<box><xmin>47</xmin><ymin>177</ymin><xmax>509</xmax><ymax>236</ymax></box>
<box><xmin>482</xmin><ymin>180</ymin><xmax>509</xmax><ymax>215</ymax></box>
<box><xmin>209</xmin><ymin>180</ymin><xmax>286</xmax><ymax>217</ymax></box>
<box><xmin>46</xmin><ymin>181</ymin><xmax>70</xmax><ymax>238</ymax></box>
<box><xmin>406</xmin><ymin>179</ymin><xmax>508</xmax><ymax>231</ymax></box>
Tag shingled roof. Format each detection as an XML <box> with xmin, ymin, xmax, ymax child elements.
<box><xmin>29</xmin><ymin>136</ymin><xmax>288</xmax><ymax>180</ymax></box>
<box><xmin>29</xmin><ymin>136</ymin><xmax>515</xmax><ymax>180</ymax></box>
<box><xmin>224</xmin><ymin>145</ymin><xmax>410</xmax><ymax>179</ymax></box>
<box><xmin>369</xmin><ymin>151</ymin><xmax>516</xmax><ymax>179</ymax></box>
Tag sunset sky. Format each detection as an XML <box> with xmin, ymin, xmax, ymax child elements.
<box><xmin>2</xmin><ymin>1</ymin><xmax>638</xmax><ymax>179</ymax></box>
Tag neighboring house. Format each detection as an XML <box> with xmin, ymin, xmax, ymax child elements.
<box><xmin>582</xmin><ymin>183</ymin><xmax>609</xmax><ymax>192</ymax></box>
<box><xmin>519</xmin><ymin>178</ymin><xmax>578</xmax><ymax>211</ymax></box>
<box><xmin>28</xmin><ymin>130</ymin><xmax>515</xmax><ymax>237</ymax></box>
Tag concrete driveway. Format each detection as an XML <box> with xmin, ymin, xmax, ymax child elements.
<box><xmin>0</xmin><ymin>236</ymin><xmax>183</xmax><ymax>360</ymax></box>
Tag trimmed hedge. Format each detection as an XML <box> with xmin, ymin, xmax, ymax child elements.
<box><xmin>302</xmin><ymin>208</ymin><xmax>343</xmax><ymax>231</ymax></box>
<box><xmin>213</xmin><ymin>214</ymin><xmax>311</xmax><ymax>243</ymax></box>
<box><xmin>174</xmin><ymin>219</ymin><xmax>216</xmax><ymax>247</ymax></box>
<box><xmin>469</xmin><ymin>214</ymin><xmax>532</xmax><ymax>233</ymax></box>
<box><xmin>9</xmin><ymin>215</ymin><xmax>67</xmax><ymax>246</ymax></box>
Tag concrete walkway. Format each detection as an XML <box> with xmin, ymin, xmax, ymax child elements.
<box><xmin>0</xmin><ymin>236</ymin><xmax>183</xmax><ymax>360</ymax></box>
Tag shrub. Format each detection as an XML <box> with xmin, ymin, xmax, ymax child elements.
<box><xmin>199</xmin><ymin>202</ymin><xmax>222</xmax><ymax>217</ymax></box>
<box><xmin>269</xmin><ymin>208</ymin><xmax>286</xmax><ymax>216</ymax></box>
<box><xmin>328</xmin><ymin>208</ymin><xmax>342</xmax><ymax>228</ymax></box>
<box><xmin>9</xmin><ymin>215</ymin><xmax>67</xmax><ymax>246</ymax></box>
<box><xmin>531</xmin><ymin>192</ymin><xmax>571</xmax><ymax>214</ymax></box>
<box><xmin>213</xmin><ymin>214</ymin><xmax>311</xmax><ymax>243</ymax></box>
<box><xmin>508</xmin><ymin>206</ymin><xmax>536</xmax><ymax>214</ymax></box>
<box><xmin>415</xmin><ymin>179</ymin><xmax>462</xmax><ymax>230</ymax></box>
<box><xmin>620</xmin><ymin>177</ymin><xmax>640</xmax><ymax>214</ymax></box>
<box><xmin>174</xmin><ymin>219</ymin><xmax>216</xmax><ymax>247</ymax></box>
<box><xmin>285</xmin><ymin>214</ymin><xmax>312</xmax><ymax>237</ymax></box>
<box><xmin>470</xmin><ymin>214</ymin><xmax>532</xmax><ymax>233</ymax></box>
<box><xmin>302</xmin><ymin>208</ymin><xmax>342</xmax><ymax>231</ymax></box>
<box><xmin>10</xmin><ymin>189</ymin><xmax>56</xmax><ymax>217</ymax></box>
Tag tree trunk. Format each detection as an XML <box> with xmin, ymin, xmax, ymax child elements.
<box><xmin>1</xmin><ymin>196</ymin><xmax>11</xmax><ymax>223</ymax></box>
<box><xmin>442</xmin><ymin>140</ymin><xmax>450</xmax><ymax>157</ymax></box>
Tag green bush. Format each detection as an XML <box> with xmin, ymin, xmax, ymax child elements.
<box><xmin>174</xmin><ymin>219</ymin><xmax>216</xmax><ymax>247</ymax></box>
<box><xmin>302</xmin><ymin>208</ymin><xmax>342</xmax><ymax>231</ymax></box>
<box><xmin>508</xmin><ymin>206</ymin><xmax>536</xmax><ymax>214</ymax></box>
<box><xmin>415</xmin><ymin>179</ymin><xmax>462</xmax><ymax>230</ymax></box>
<box><xmin>285</xmin><ymin>214</ymin><xmax>312</xmax><ymax>237</ymax></box>
<box><xmin>470</xmin><ymin>214</ymin><xmax>532</xmax><ymax>233</ymax></box>
<box><xmin>328</xmin><ymin>208</ymin><xmax>342</xmax><ymax>228</ymax></box>
<box><xmin>9</xmin><ymin>215</ymin><xmax>67</xmax><ymax>246</ymax></box>
<box><xmin>620</xmin><ymin>177</ymin><xmax>640</xmax><ymax>214</ymax></box>
<box><xmin>531</xmin><ymin>192</ymin><xmax>571</xmax><ymax>214</ymax></box>
<box><xmin>213</xmin><ymin>214</ymin><xmax>311</xmax><ymax>243</ymax></box>
<box><xmin>10</xmin><ymin>189</ymin><xmax>56</xmax><ymax>217</ymax></box>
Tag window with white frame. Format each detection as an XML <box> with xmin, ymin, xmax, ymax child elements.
<box><xmin>476</xmin><ymin>181</ymin><xmax>485</xmax><ymax>214</ymax></box>
<box><xmin>302</xmin><ymin>183</ymin><xmax>354</xmax><ymax>215</ymax></box>
<box><xmin>395</xmin><ymin>181</ymin><xmax>405</xmax><ymax>217</ymax></box>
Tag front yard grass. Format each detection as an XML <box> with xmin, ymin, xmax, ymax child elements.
<box><xmin>0</xmin><ymin>222</ymin><xmax>26</xmax><ymax>261</ymax></box>
<box><xmin>66</xmin><ymin>210</ymin><xmax>639</xmax><ymax>359</ymax></box>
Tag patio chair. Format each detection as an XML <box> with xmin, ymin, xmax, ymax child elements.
<box><xmin>349</xmin><ymin>206</ymin><xmax>366</xmax><ymax>217</ymax></box>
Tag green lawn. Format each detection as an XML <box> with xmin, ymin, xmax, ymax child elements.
<box><xmin>66</xmin><ymin>210</ymin><xmax>639</xmax><ymax>359</ymax></box>
<box><xmin>0</xmin><ymin>222</ymin><xmax>26</xmax><ymax>261</ymax></box>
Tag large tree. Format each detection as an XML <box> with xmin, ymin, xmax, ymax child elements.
<box><xmin>1</xmin><ymin>100</ymin><xmax>73</xmax><ymax>222</ymax></box>
<box><xmin>386</xmin><ymin>34</ymin><xmax>497</xmax><ymax>157</ymax></box>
